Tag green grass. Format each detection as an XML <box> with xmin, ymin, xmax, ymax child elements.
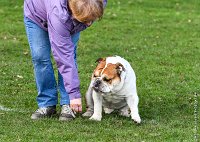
<box><xmin>0</xmin><ymin>0</ymin><xmax>199</xmax><ymax>141</ymax></box>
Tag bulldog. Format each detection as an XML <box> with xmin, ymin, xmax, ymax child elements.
<box><xmin>82</xmin><ymin>56</ymin><xmax>141</xmax><ymax>123</ymax></box>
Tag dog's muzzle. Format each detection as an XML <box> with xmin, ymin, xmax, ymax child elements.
<box><xmin>92</xmin><ymin>79</ymin><xmax>101</xmax><ymax>92</ymax></box>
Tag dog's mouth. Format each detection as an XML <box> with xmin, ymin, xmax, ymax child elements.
<box><xmin>92</xmin><ymin>86</ymin><xmax>103</xmax><ymax>93</ymax></box>
<box><xmin>92</xmin><ymin>86</ymin><xmax>111</xmax><ymax>94</ymax></box>
<box><xmin>92</xmin><ymin>79</ymin><xmax>112</xmax><ymax>93</ymax></box>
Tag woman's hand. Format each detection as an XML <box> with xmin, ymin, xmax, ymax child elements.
<box><xmin>70</xmin><ymin>98</ymin><xmax>82</xmax><ymax>113</ymax></box>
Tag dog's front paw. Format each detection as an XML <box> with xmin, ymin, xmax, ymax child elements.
<box><xmin>82</xmin><ymin>111</ymin><xmax>93</xmax><ymax>117</ymax></box>
<box><xmin>132</xmin><ymin>115</ymin><xmax>141</xmax><ymax>124</ymax></box>
<box><xmin>89</xmin><ymin>115</ymin><xmax>102</xmax><ymax>121</ymax></box>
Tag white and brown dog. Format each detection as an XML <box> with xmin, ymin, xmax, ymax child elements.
<box><xmin>82</xmin><ymin>56</ymin><xmax>141</xmax><ymax>123</ymax></box>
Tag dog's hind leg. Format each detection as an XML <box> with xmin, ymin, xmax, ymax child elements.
<box><xmin>104</xmin><ymin>107</ymin><xmax>114</xmax><ymax>114</ymax></box>
<box><xmin>119</xmin><ymin>105</ymin><xmax>130</xmax><ymax>117</ymax></box>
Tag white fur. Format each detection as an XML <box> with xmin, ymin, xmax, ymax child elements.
<box><xmin>83</xmin><ymin>56</ymin><xmax>141</xmax><ymax>123</ymax></box>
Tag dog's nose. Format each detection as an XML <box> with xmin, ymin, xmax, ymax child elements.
<box><xmin>94</xmin><ymin>79</ymin><xmax>101</xmax><ymax>88</ymax></box>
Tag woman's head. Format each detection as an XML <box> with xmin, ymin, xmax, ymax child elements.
<box><xmin>68</xmin><ymin>0</ymin><xmax>104</xmax><ymax>26</ymax></box>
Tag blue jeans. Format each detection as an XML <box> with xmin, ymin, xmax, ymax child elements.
<box><xmin>24</xmin><ymin>17</ymin><xmax>80</xmax><ymax>107</ymax></box>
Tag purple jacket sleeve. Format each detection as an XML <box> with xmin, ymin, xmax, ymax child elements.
<box><xmin>103</xmin><ymin>0</ymin><xmax>107</xmax><ymax>7</ymax></box>
<box><xmin>47</xmin><ymin>9</ymin><xmax>81</xmax><ymax>100</ymax></box>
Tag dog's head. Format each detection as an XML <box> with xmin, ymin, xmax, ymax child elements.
<box><xmin>92</xmin><ymin>57</ymin><xmax>126</xmax><ymax>93</ymax></box>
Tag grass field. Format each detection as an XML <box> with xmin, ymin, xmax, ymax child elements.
<box><xmin>0</xmin><ymin>0</ymin><xmax>199</xmax><ymax>141</ymax></box>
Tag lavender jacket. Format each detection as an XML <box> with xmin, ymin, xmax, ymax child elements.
<box><xmin>24</xmin><ymin>0</ymin><xmax>107</xmax><ymax>100</ymax></box>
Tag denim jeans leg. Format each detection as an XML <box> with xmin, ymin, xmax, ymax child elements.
<box><xmin>24</xmin><ymin>17</ymin><xmax>58</xmax><ymax>107</ymax></box>
<box><xmin>59</xmin><ymin>32</ymin><xmax>80</xmax><ymax>106</ymax></box>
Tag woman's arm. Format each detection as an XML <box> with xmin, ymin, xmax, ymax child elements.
<box><xmin>47</xmin><ymin>9</ymin><xmax>81</xmax><ymax>101</ymax></box>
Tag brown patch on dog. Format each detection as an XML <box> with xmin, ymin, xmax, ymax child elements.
<box><xmin>95</xmin><ymin>58</ymin><xmax>105</xmax><ymax>63</ymax></box>
<box><xmin>100</xmin><ymin>63</ymin><xmax>121</xmax><ymax>84</ymax></box>
<box><xmin>93</xmin><ymin>58</ymin><xmax>106</xmax><ymax>77</ymax></box>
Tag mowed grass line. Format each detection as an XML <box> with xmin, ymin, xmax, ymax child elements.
<box><xmin>0</xmin><ymin>0</ymin><xmax>199</xmax><ymax>141</ymax></box>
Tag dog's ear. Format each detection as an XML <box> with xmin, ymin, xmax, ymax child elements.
<box><xmin>116</xmin><ymin>63</ymin><xmax>125</xmax><ymax>75</ymax></box>
<box><xmin>95</xmin><ymin>58</ymin><xmax>105</xmax><ymax>63</ymax></box>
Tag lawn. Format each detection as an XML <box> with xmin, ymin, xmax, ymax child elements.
<box><xmin>0</xmin><ymin>0</ymin><xmax>199</xmax><ymax>141</ymax></box>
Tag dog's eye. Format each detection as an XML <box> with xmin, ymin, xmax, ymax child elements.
<box><xmin>103</xmin><ymin>77</ymin><xmax>111</xmax><ymax>82</ymax></box>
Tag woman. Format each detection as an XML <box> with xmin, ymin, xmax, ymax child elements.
<box><xmin>24</xmin><ymin>0</ymin><xmax>107</xmax><ymax>121</ymax></box>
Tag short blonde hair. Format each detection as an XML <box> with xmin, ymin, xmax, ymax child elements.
<box><xmin>68</xmin><ymin>0</ymin><xmax>104</xmax><ymax>23</ymax></box>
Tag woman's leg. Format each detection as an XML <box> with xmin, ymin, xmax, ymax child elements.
<box><xmin>24</xmin><ymin>17</ymin><xmax>58</xmax><ymax>108</ymax></box>
<box><xmin>58</xmin><ymin>32</ymin><xmax>80</xmax><ymax>106</ymax></box>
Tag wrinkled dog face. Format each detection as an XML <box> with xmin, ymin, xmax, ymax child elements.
<box><xmin>92</xmin><ymin>58</ymin><xmax>125</xmax><ymax>93</ymax></box>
